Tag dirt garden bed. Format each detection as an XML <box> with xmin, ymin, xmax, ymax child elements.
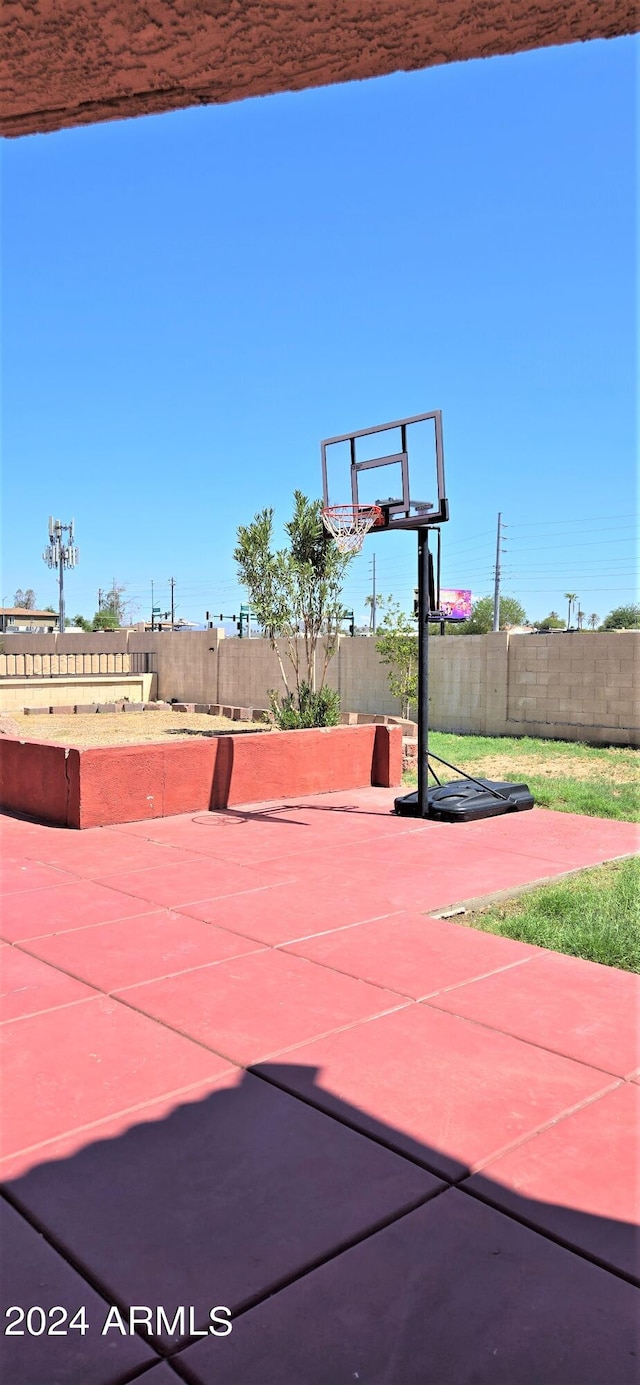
<box><xmin>5</xmin><ymin>709</ymin><xmax>267</xmax><ymax>748</ymax></box>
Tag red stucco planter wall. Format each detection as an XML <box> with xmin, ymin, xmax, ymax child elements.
<box><xmin>0</xmin><ymin>725</ymin><xmax>402</xmax><ymax>829</ymax></box>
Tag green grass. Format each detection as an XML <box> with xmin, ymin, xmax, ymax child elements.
<box><xmin>522</xmin><ymin>775</ymin><xmax>639</xmax><ymax>821</ymax></box>
<box><xmin>461</xmin><ymin>857</ymin><xmax>640</xmax><ymax>972</ymax></box>
<box><xmin>403</xmin><ymin>732</ymin><xmax>639</xmax><ymax>822</ymax></box>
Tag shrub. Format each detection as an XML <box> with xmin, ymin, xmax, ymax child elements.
<box><xmin>269</xmin><ymin>681</ymin><xmax>341</xmax><ymax>729</ymax></box>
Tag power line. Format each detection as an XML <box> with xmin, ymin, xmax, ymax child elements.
<box><xmin>508</xmin><ymin>514</ymin><xmax>635</xmax><ymax>530</ymax></box>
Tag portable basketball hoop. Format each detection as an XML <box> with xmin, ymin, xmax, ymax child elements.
<box><xmin>321</xmin><ymin>503</ymin><xmax>384</xmax><ymax>554</ymax></box>
<box><xmin>319</xmin><ymin>411</ymin><xmax>534</xmax><ymax>823</ymax></box>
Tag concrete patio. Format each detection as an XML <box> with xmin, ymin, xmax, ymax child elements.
<box><xmin>1</xmin><ymin>791</ymin><xmax>638</xmax><ymax>1383</ymax></box>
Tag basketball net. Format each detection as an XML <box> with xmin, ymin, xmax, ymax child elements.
<box><xmin>321</xmin><ymin>504</ymin><xmax>384</xmax><ymax>555</ymax></box>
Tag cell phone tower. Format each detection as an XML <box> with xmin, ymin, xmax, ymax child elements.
<box><xmin>42</xmin><ymin>517</ymin><xmax>79</xmax><ymax>633</ymax></box>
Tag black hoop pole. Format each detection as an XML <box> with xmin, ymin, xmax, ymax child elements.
<box><xmin>417</xmin><ymin>527</ymin><xmax>430</xmax><ymax>818</ymax></box>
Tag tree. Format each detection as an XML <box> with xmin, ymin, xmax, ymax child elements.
<box><xmin>100</xmin><ymin>582</ymin><xmax>128</xmax><ymax>624</ymax></box>
<box><xmin>564</xmin><ymin>592</ymin><xmax>578</xmax><ymax>629</ymax></box>
<box><xmin>71</xmin><ymin>614</ymin><xmax>92</xmax><ymax>632</ymax></box>
<box><xmin>235</xmin><ymin>491</ymin><xmax>353</xmax><ymax>719</ymax></box>
<box><xmin>588</xmin><ymin>613</ymin><xmax>599</xmax><ymax>630</ymax></box>
<box><xmin>364</xmin><ymin>592</ymin><xmax>392</xmax><ymax>632</ymax></box>
<box><xmin>92</xmin><ymin>608</ymin><xmax>119</xmax><ymax>631</ymax></box>
<box><xmin>14</xmin><ymin>588</ymin><xmax>36</xmax><ymax>609</ymax></box>
<box><xmin>376</xmin><ymin>602</ymin><xmax>418</xmax><ymax>719</ymax></box>
<box><xmin>536</xmin><ymin>612</ymin><xmax>566</xmax><ymax>630</ymax></box>
<box><xmin>600</xmin><ymin>604</ymin><xmax>640</xmax><ymax>631</ymax></box>
<box><xmin>457</xmin><ymin>594</ymin><xmax>527</xmax><ymax>634</ymax></box>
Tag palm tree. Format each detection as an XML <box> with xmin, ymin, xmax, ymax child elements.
<box><xmin>564</xmin><ymin>592</ymin><xmax>577</xmax><ymax>629</ymax></box>
<box><xmin>588</xmin><ymin>613</ymin><xmax>599</xmax><ymax>630</ymax></box>
<box><xmin>577</xmin><ymin>608</ymin><xmax>585</xmax><ymax>630</ymax></box>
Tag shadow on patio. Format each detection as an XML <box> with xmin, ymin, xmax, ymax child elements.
<box><xmin>2</xmin><ymin>1062</ymin><xmax>638</xmax><ymax>1384</ymax></box>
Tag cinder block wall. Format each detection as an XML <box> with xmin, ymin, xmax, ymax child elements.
<box><xmin>2</xmin><ymin>629</ymin><xmax>638</xmax><ymax>745</ymax></box>
<box><xmin>505</xmin><ymin>632</ymin><xmax>639</xmax><ymax>743</ymax></box>
<box><xmin>128</xmin><ymin>630</ymin><xmax>221</xmax><ymax>705</ymax></box>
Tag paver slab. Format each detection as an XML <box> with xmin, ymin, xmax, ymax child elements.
<box><xmin>22</xmin><ymin>832</ymin><xmax>207</xmax><ymax>879</ymax></box>
<box><xmin>255</xmin><ymin>1005</ymin><xmax>617</xmax><ymax>1180</ymax></box>
<box><xmin>257</xmin><ymin>838</ymin><xmax>586</xmax><ymax>914</ymax></box>
<box><xmin>116</xmin><ymin>949</ymin><xmax>407</xmax><ymax>1065</ymax></box>
<box><xmin>452</xmin><ymin>806</ymin><xmax>639</xmax><ymax>867</ymax></box>
<box><xmin>283</xmin><ymin>910</ymin><xmax>537</xmax><ymax>997</ymax></box>
<box><xmin>1</xmin><ymin>1075</ymin><xmax>237</xmax><ymax>1182</ymax></box>
<box><xmin>0</xmin><ymin>878</ymin><xmax>155</xmax><ymax>943</ymax></box>
<box><xmin>20</xmin><ymin>910</ymin><xmax>265</xmax><ymax>993</ymax></box>
<box><xmin>178</xmin><ymin>1188</ymin><xmax>640</xmax><ymax>1384</ymax></box>
<box><xmin>0</xmin><ymin>947</ymin><xmax>95</xmax><ymax>1022</ymax></box>
<box><xmin>0</xmin><ymin>995</ymin><xmax>233</xmax><ymax>1169</ymax></box>
<box><xmin>94</xmin><ymin>855</ymin><xmax>293</xmax><ymax>909</ymax></box>
<box><xmin>4</xmin><ymin>1071</ymin><xmax>441</xmax><ymax>1347</ymax></box>
<box><xmin>426</xmin><ymin>948</ymin><xmax>640</xmax><ymax>1077</ymax></box>
<box><xmin>0</xmin><ymin>1198</ymin><xmax>157</xmax><ymax>1384</ymax></box>
<box><xmin>178</xmin><ymin>879</ymin><xmax>404</xmax><ymax>945</ymax></box>
<box><xmin>468</xmin><ymin>1081</ymin><xmax>640</xmax><ymax>1280</ymax></box>
<box><xmin>0</xmin><ymin>858</ymin><xmax>76</xmax><ymax>896</ymax></box>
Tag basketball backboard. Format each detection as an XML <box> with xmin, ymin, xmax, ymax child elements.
<box><xmin>320</xmin><ymin>410</ymin><xmax>448</xmax><ymax>531</ymax></box>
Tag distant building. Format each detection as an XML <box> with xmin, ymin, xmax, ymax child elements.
<box><xmin>0</xmin><ymin>607</ymin><xmax>58</xmax><ymax>634</ymax></box>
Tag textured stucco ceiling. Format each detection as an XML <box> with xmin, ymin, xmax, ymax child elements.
<box><xmin>1</xmin><ymin>0</ymin><xmax>636</xmax><ymax>138</ymax></box>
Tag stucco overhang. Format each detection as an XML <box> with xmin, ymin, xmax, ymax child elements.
<box><xmin>1</xmin><ymin>0</ymin><xmax>636</xmax><ymax>138</ymax></box>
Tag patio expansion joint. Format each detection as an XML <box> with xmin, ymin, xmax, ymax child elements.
<box><xmin>0</xmin><ymin>1072</ymin><xmax>236</xmax><ymax>1170</ymax></box>
<box><xmin>456</xmin><ymin>1176</ymin><xmax>640</xmax><ymax>1290</ymax></box>
<box><xmin>272</xmin><ymin>944</ymin><xmax>536</xmax><ymax>1003</ymax></box>
<box><xmin>2</xmin><ymin>1155</ymin><xmax>449</xmax><ymax>1367</ymax></box>
<box><xmin>417</xmin><ymin>994</ymin><xmax>638</xmax><ymax>1080</ymax></box>
<box><xmin>171</xmin><ymin>904</ymin><xmax>409</xmax><ymax>950</ymax></box>
<box><xmin>247</xmin><ymin>1057</ymin><xmax>463</xmax><ymax>1186</ymax></box>
<box><xmin>81</xmin><ymin>872</ymin><xmax>299</xmax><ymax>912</ymax></box>
<box><xmin>460</xmin><ymin>1074</ymin><xmax>625</xmax><ymax>1180</ymax></box>
<box><xmin>9</xmin><ymin>932</ymin><xmax>269</xmax><ymax>999</ymax></box>
<box><xmin>110</xmin><ymin>983</ymin><xmax>414</xmax><ymax>1071</ymax></box>
<box><xmin>165</xmin><ymin>1183</ymin><xmax>454</xmax><ymax>1353</ymax></box>
<box><xmin>0</xmin><ymin>1186</ymin><xmax>165</xmax><ymax>1371</ymax></box>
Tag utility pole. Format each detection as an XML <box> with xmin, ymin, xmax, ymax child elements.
<box><xmin>492</xmin><ymin>512</ymin><xmax>506</xmax><ymax>633</ymax></box>
<box><xmin>97</xmin><ymin>588</ymin><xmax>104</xmax><ymax>611</ymax></box>
<box><xmin>42</xmin><ymin>518</ymin><xmax>79</xmax><ymax>634</ymax></box>
<box><xmin>369</xmin><ymin>553</ymin><xmax>377</xmax><ymax>633</ymax></box>
<box><xmin>169</xmin><ymin>577</ymin><xmax>175</xmax><ymax>626</ymax></box>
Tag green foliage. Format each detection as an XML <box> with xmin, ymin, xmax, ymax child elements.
<box><xmin>235</xmin><ymin>491</ymin><xmax>352</xmax><ymax>714</ymax></box>
<box><xmin>536</xmin><ymin>611</ymin><xmax>566</xmax><ymax>630</ymax></box>
<box><xmin>465</xmin><ymin>857</ymin><xmax>640</xmax><ymax>972</ymax></box>
<box><xmin>457</xmin><ymin>594</ymin><xmax>527</xmax><ymax>634</ymax></box>
<box><xmin>600</xmin><ymin>603</ymin><xmax>640</xmax><ymax>630</ymax></box>
<box><xmin>92</xmin><ymin>609</ymin><xmax>119</xmax><ymax>631</ymax></box>
<box><xmin>269</xmin><ymin>682</ymin><xmax>341</xmax><ymax>730</ymax></box>
<box><xmin>71</xmin><ymin>614</ymin><xmax>92</xmax><ymax>632</ymax></box>
<box><xmin>376</xmin><ymin>602</ymin><xmax>418</xmax><ymax>719</ymax></box>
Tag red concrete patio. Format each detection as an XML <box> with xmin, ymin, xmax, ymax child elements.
<box><xmin>1</xmin><ymin>790</ymin><xmax>638</xmax><ymax>1384</ymax></box>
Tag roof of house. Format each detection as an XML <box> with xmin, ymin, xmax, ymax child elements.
<box><xmin>0</xmin><ymin>608</ymin><xmax>58</xmax><ymax>617</ymax></box>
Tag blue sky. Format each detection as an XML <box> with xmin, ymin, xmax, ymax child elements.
<box><xmin>2</xmin><ymin>35</ymin><xmax>636</xmax><ymax>629</ymax></box>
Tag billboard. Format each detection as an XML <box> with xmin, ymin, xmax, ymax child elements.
<box><xmin>439</xmin><ymin>588</ymin><xmax>472</xmax><ymax>621</ymax></box>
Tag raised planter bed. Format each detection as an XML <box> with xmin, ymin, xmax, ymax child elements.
<box><xmin>0</xmin><ymin>723</ymin><xmax>402</xmax><ymax>829</ymax></box>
